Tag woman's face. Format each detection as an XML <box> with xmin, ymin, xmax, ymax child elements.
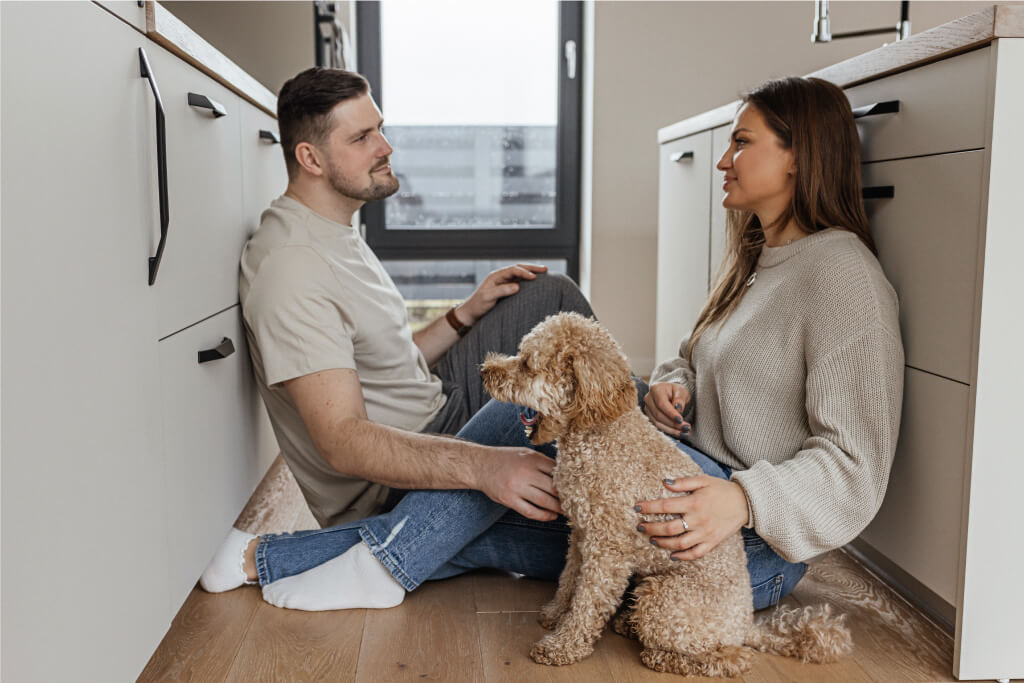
<box><xmin>716</xmin><ymin>103</ymin><xmax>797</xmax><ymax>221</ymax></box>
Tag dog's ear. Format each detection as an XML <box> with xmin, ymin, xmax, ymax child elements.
<box><xmin>564</xmin><ymin>322</ymin><xmax>637</xmax><ymax>431</ymax></box>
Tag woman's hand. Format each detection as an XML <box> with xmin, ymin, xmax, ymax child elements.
<box><xmin>635</xmin><ymin>476</ymin><xmax>749</xmax><ymax>560</ymax></box>
<box><xmin>643</xmin><ymin>382</ymin><xmax>692</xmax><ymax>438</ymax></box>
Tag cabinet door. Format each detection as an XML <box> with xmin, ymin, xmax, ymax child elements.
<box><xmin>860</xmin><ymin>368</ymin><xmax>971</xmax><ymax>605</ymax></box>
<box><xmin>157</xmin><ymin>306</ymin><xmax>272</xmax><ymax>611</ymax></box>
<box><xmin>240</xmin><ymin>104</ymin><xmax>289</xmax><ymax>237</ymax></box>
<box><xmin>1</xmin><ymin>3</ymin><xmax>169</xmax><ymax>681</ymax></box>
<box><xmin>95</xmin><ymin>0</ymin><xmax>148</xmax><ymax>33</ymax></box>
<box><xmin>143</xmin><ymin>45</ymin><xmax>246</xmax><ymax>339</ymax></box>
<box><xmin>862</xmin><ymin>151</ymin><xmax>985</xmax><ymax>385</ymax></box>
<box><xmin>655</xmin><ymin>131</ymin><xmax>712</xmax><ymax>364</ymax></box>
<box><xmin>709</xmin><ymin>125</ymin><xmax>732</xmax><ymax>291</ymax></box>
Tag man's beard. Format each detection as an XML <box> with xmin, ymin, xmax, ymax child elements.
<box><xmin>326</xmin><ymin>160</ymin><xmax>400</xmax><ymax>202</ymax></box>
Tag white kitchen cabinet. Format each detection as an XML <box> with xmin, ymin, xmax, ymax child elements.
<box><xmin>1</xmin><ymin>2</ymin><xmax>283</xmax><ymax>680</ymax></box>
<box><xmin>656</xmin><ymin>12</ymin><xmax>1024</xmax><ymax>679</ymax></box>
<box><xmin>709</xmin><ymin>124</ymin><xmax>731</xmax><ymax>290</ymax></box>
<box><xmin>143</xmin><ymin>45</ymin><xmax>247</xmax><ymax>339</ymax></box>
<box><xmin>241</xmin><ymin>104</ymin><xmax>287</xmax><ymax>236</ymax></box>
<box><xmin>654</xmin><ymin>131</ymin><xmax>711</xmax><ymax>363</ymax></box>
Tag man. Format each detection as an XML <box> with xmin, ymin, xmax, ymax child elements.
<box><xmin>199</xmin><ymin>67</ymin><xmax>602</xmax><ymax>610</ymax></box>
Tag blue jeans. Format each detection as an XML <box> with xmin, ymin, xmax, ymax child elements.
<box><xmin>256</xmin><ymin>398</ymin><xmax>806</xmax><ymax>611</ymax></box>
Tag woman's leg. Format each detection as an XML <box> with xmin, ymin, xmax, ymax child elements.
<box><xmin>669</xmin><ymin>439</ymin><xmax>808</xmax><ymax>610</ymax></box>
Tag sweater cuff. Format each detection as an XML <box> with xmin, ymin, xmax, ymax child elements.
<box><xmin>730</xmin><ymin>473</ymin><xmax>756</xmax><ymax>529</ymax></box>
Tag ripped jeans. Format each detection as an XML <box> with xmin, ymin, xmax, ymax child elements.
<box><xmin>254</xmin><ymin>398</ymin><xmax>807</xmax><ymax>611</ymax></box>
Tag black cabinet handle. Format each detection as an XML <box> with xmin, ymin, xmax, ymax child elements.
<box><xmin>259</xmin><ymin>129</ymin><xmax>280</xmax><ymax>144</ymax></box>
<box><xmin>852</xmin><ymin>100</ymin><xmax>900</xmax><ymax>118</ymax></box>
<box><xmin>863</xmin><ymin>185</ymin><xmax>895</xmax><ymax>199</ymax></box>
<box><xmin>187</xmin><ymin>92</ymin><xmax>227</xmax><ymax>118</ymax></box>
<box><xmin>670</xmin><ymin>150</ymin><xmax>695</xmax><ymax>162</ymax></box>
<box><xmin>139</xmin><ymin>48</ymin><xmax>169</xmax><ymax>287</ymax></box>
<box><xmin>198</xmin><ymin>337</ymin><xmax>235</xmax><ymax>364</ymax></box>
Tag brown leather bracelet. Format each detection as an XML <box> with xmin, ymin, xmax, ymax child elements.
<box><xmin>445</xmin><ymin>306</ymin><xmax>471</xmax><ymax>337</ymax></box>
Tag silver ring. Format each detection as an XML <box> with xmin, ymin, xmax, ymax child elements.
<box><xmin>681</xmin><ymin>516</ymin><xmax>690</xmax><ymax>532</ymax></box>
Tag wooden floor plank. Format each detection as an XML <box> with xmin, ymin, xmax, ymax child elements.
<box><xmin>355</xmin><ymin>577</ymin><xmax>484</xmax><ymax>682</ymax></box>
<box><xmin>222</xmin><ymin>595</ymin><xmax>364</xmax><ymax>682</ymax></box>
<box><xmin>792</xmin><ymin>550</ymin><xmax>954</xmax><ymax>682</ymax></box>
<box><xmin>471</xmin><ymin>572</ymin><xmax>727</xmax><ymax>682</ymax></box>
<box><xmin>137</xmin><ymin>585</ymin><xmax>261</xmax><ymax>682</ymax></box>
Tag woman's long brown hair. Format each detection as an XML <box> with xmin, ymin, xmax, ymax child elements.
<box><xmin>684</xmin><ymin>76</ymin><xmax>875</xmax><ymax>363</ymax></box>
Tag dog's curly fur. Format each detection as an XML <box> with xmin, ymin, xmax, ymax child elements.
<box><xmin>480</xmin><ymin>312</ymin><xmax>853</xmax><ymax>677</ymax></box>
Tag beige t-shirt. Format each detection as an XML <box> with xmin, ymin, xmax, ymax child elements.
<box><xmin>239</xmin><ymin>196</ymin><xmax>445</xmax><ymax>527</ymax></box>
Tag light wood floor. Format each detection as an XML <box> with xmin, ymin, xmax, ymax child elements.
<box><xmin>137</xmin><ymin>458</ymin><xmax>1005</xmax><ymax>682</ymax></box>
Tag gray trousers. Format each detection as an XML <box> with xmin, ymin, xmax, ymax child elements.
<box><xmin>422</xmin><ymin>272</ymin><xmax>595</xmax><ymax>436</ymax></box>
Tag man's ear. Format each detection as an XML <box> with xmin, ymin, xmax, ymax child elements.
<box><xmin>294</xmin><ymin>141</ymin><xmax>324</xmax><ymax>177</ymax></box>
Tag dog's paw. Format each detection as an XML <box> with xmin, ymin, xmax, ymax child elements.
<box><xmin>530</xmin><ymin>634</ymin><xmax>593</xmax><ymax>666</ymax></box>
<box><xmin>611</xmin><ymin>609</ymin><xmax>637</xmax><ymax>639</ymax></box>
<box><xmin>537</xmin><ymin>603</ymin><xmax>564</xmax><ymax>630</ymax></box>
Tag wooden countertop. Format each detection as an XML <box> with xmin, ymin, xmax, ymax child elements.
<box><xmin>658</xmin><ymin>4</ymin><xmax>1024</xmax><ymax>144</ymax></box>
<box><xmin>145</xmin><ymin>1</ymin><xmax>277</xmax><ymax>116</ymax></box>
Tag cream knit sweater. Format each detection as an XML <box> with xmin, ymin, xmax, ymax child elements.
<box><xmin>651</xmin><ymin>228</ymin><xmax>904</xmax><ymax>563</ymax></box>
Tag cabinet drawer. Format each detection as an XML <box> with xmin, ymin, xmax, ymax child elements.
<box><xmin>158</xmin><ymin>305</ymin><xmax>272</xmax><ymax>611</ymax></box>
<box><xmin>656</xmin><ymin>131</ymin><xmax>712</xmax><ymax>363</ymax></box>
<box><xmin>240</xmin><ymin>104</ymin><xmax>288</xmax><ymax>237</ymax></box>
<box><xmin>143</xmin><ymin>44</ymin><xmax>246</xmax><ymax>339</ymax></box>
<box><xmin>863</xmin><ymin>150</ymin><xmax>984</xmax><ymax>385</ymax></box>
<box><xmin>846</xmin><ymin>47</ymin><xmax>989</xmax><ymax>163</ymax></box>
<box><xmin>861</xmin><ymin>368</ymin><xmax>970</xmax><ymax>605</ymax></box>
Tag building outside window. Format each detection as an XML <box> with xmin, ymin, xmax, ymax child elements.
<box><xmin>356</xmin><ymin>1</ymin><xmax>583</xmax><ymax>326</ymax></box>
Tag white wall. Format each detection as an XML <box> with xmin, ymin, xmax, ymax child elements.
<box><xmin>161</xmin><ymin>1</ymin><xmax>344</xmax><ymax>94</ymax></box>
<box><xmin>586</xmin><ymin>1</ymin><xmax>999</xmax><ymax>375</ymax></box>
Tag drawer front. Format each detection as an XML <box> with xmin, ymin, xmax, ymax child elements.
<box><xmin>158</xmin><ymin>306</ymin><xmax>272</xmax><ymax>611</ymax></box>
<box><xmin>709</xmin><ymin>124</ymin><xmax>731</xmax><ymax>291</ymax></box>
<box><xmin>846</xmin><ymin>47</ymin><xmax>990</xmax><ymax>163</ymax></box>
<box><xmin>656</xmin><ymin>131</ymin><xmax>712</xmax><ymax>364</ymax></box>
<box><xmin>861</xmin><ymin>368</ymin><xmax>970</xmax><ymax>605</ymax></box>
<box><xmin>863</xmin><ymin>150</ymin><xmax>984</xmax><ymax>385</ymax></box>
<box><xmin>240</xmin><ymin>104</ymin><xmax>288</xmax><ymax>238</ymax></box>
<box><xmin>144</xmin><ymin>45</ymin><xmax>246</xmax><ymax>339</ymax></box>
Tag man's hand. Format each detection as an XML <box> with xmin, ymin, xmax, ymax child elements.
<box><xmin>643</xmin><ymin>381</ymin><xmax>692</xmax><ymax>438</ymax></box>
<box><xmin>476</xmin><ymin>446</ymin><xmax>563</xmax><ymax>522</ymax></box>
<box><xmin>457</xmin><ymin>264</ymin><xmax>548</xmax><ymax>325</ymax></box>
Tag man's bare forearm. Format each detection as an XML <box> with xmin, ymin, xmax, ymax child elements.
<box><xmin>315</xmin><ymin>416</ymin><xmax>489</xmax><ymax>490</ymax></box>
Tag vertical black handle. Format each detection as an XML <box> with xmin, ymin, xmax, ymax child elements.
<box><xmin>139</xmin><ymin>48</ymin><xmax>169</xmax><ymax>286</ymax></box>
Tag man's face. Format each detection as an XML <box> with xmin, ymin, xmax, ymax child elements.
<box><xmin>320</xmin><ymin>93</ymin><xmax>399</xmax><ymax>202</ymax></box>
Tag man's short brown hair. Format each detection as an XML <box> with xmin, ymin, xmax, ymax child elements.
<box><xmin>277</xmin><ymin>67</ymin><xmax>370</xmax><ymax>180</ymax></box>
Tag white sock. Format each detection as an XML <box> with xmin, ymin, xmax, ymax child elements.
<box><xmin>261</xmin><ymin>541</ymin><xmax>405</xmax><ymax>611</ymax></box>
<box><xmin>199</xmin><ymin>528</ymin><xmax>257</xmax><ymax>593</ymax></box>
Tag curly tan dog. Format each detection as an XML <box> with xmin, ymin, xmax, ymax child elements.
<box><xmin>480</xmin><ymin>312</ymin><xmax>852</xmax><ymax>677</ymax></box>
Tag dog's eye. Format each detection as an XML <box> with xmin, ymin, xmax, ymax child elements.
<box><xmin>521</xmin><ymin>358</ymin><xmax>529</xmax><ymax>370</ymax></box>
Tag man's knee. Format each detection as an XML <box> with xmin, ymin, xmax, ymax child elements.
<box><xmin>516</xmin><ymin>272</ymin><xmax>587</xmax><ymax>309</ymax></box>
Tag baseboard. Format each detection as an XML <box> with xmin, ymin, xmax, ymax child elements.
<box><xmin>845</xmin><ymin>538</ymin><xmax>956</xmax><ymax>634</ymax></box>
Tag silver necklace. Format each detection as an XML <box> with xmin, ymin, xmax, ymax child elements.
<box><xmin>747</xmin><ymin>238</ymin><xmax>795</xmax><ymax>287</ymax></box>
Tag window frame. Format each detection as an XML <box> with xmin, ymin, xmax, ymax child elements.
<box><xmin>355</xmin><ymin>1</ymin><xmax>583</xmax><ymax>279</ymax></box>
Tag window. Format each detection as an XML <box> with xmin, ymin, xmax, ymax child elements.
<box><xmin>356</xmin><ymin>1</ymin><xmax>583</xmax><ymax>304</ymax></box>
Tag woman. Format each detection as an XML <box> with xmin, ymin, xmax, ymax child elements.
<box><xmin>636</xmin><ymin>75</ymin><xmax>903</xmax><ymax>608</ymax></box>
<box><xmin>202</xmin><ymin>76</ymin><xmax>903</xmax><ymax>613</ymax></box>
